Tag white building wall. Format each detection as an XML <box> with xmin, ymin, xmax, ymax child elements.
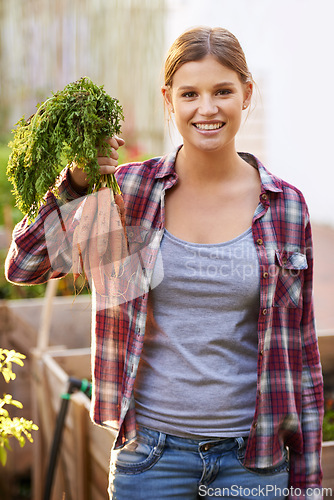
<box><xmin>165</xmin><ymin>0</ymin><xmax>334</xmax><ymax>226</ymax></box>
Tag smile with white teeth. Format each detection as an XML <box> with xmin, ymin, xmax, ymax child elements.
<box><xmin>194</xmin><ymin>122</ymin><xmax>224</xmax><ymax>130</ymax></box>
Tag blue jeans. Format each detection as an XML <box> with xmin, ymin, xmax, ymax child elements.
<box><xmin>108</xmin><ymin>426</ymin><xmax>289</xmax><ymax>499</ymax></box>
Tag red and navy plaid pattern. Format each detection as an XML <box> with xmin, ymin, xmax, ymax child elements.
<box><xmin>5</xmin><ymin>147</ymin><xmax>323</xmax><ymax>493</ymax></box>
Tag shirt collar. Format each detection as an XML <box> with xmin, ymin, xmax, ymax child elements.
<box><xmin>254</xmin><ymin>159</ymin><xmax>283</xmax><ymax>193</ymax></box>
<box><xmin>155</xmin><ymin>146</ymin><xmax>283</xmax><ymax>194</ymax></box>
<box><xmin>153</xmin><ymin>146</ymin><xmax>180</xmax><ymax>179</ymax></box>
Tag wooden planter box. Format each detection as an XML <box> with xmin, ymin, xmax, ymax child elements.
<box><xmin>31</xmin><ymin>347</ymin><xmax>115</xmax><ymax>500</ymax></box>
<box><xmin>322</xmin><ymin>441</ymin><xmax>334</xmax><ymax>490</ymax></box>
<box><xmin>0</xmin><ymin>295</ymin><xmax>92</xmax><ymax>498</ymax></box>
<box><xmin>319</xmin><ymin>330</ymin><xmax>334</xmax><ymax>489</ymax></box>
<box><xmin>4</xmin><ymin>294</ymin><xmax>92</xmax><ymax>352</ymax></box>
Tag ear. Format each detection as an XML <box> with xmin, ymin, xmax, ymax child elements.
<box><xmin>161</xmin><ymin>85</ymin><xmax>174</xmax><ymax>113</ymax></box>
<box><xmin>242</xmin><ymin>81</ymin><xmax>253</xmax><ymax>110</ymax></box>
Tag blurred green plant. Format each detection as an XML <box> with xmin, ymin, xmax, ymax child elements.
<box><xmin>0</xmin><ymin>349</ymin><xmax>38</xmax><ymax>466</ymax></box>
<box><xmin>323</xmin><ymin>409</ymin><xmax>334</xmax><ymax>441</ymax></box>
<box><xmin>323</xmin><ymin>394</ymin><xmax>334</xmax><ymax>442</ymax></box>
<box><xmin>0</xmin><ymin>145</ymin><xmax>17</xmax><ymax>225</ymax></box>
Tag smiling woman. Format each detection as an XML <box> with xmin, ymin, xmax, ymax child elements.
<box><xmin>4</xmin><ymin>26</ymin><xmax>324</xmax><ymax>500</ymax></box>
<box><xmin>162</xmin><ymin>57</ymin><xmax>252</xmax><ymax>164</ymax></box>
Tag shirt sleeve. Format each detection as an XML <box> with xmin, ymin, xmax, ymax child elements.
<box><xmin>289</xmin><ymin>216</ymin><xmax>324</xmax><ymax>498</ymax></box>
<box><xmin>5</xmin><ymin>168</ymin><xmax>84</xmax><ymax>285</ymax></box>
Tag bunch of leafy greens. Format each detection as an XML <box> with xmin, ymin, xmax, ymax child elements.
<box><xmin>7</xmin><ymin>77</ymin><xmax>124</xmax><ymax>221</ymax></box>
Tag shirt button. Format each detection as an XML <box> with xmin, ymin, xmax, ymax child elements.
<box><xmin>257</xmin><ymin>238</ymin><xmax>263</xmax><ymax>246</ymax></box>
<box><xmin>263</xmin><ymin>271</ymin><xmax>269</xmax><ymax>279</ymax></box>
<box><xmin>261</xmin><ymin>193</ymin><xmax>268</xmax><ymax>201</ymax></box>
<box><xmin>262</xmin><ymin>308</ymin><xmax>268</xmax><ymax>315</ymax></box>
<box><xmin>260</xmin><ymin>349</ymin><xmax>264</xmax><ymax>356</ymax></box>
<box><xmin>253</xmin><ymin>421</ymin><xmax>258</xmax><ymax>429</ymax></box>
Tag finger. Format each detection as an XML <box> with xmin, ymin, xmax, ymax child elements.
<box><xmin>99</xmin><ymin>164</ymin><xmax>116</xmax><ymax>176</ymax></box>
<box><xmin>98</xmin><ymin>137</ymin><xmax>124</xmax><ymax>159</ymax></box>
<box><xmin>98</xmin><ymin>148</ymin><xmax>119</xmax><ymax>160</ymax></box>
<box><xmin>115</xmin><ymin>136</ymin><xmax>125</xmax><ymax>147</ymax></box>
<box><xmin>97</xmin><ymin>155</ymin><xmax>117</xmax><ymax>175</ymax></box>
<box><xmin>108</xmin><ymin>136</ymin><xmax>125</xmax><ymax>150</ymax></box>
<box><xmin>97</xmin><ymin>155</ymin><xmax>118</xmax><ymax>166</ymax></box>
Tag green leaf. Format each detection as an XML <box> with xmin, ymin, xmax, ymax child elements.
<box><xmin>7</xmin><ymin>77</ymin><xmax>124</xmax><ymax>221</ymax></box>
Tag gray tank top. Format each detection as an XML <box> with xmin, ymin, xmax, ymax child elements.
<box><xmin>134</xmin><ymin>227</ymin><xmax>260</xmax><ymax>438</ymax></box>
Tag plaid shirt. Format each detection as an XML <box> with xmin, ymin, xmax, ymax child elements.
<box><xmin>5</xmin><ymin>147</ymin><xmax>323</xmax><ymax>495</ymax></box>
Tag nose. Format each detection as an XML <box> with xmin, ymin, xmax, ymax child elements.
<box><xmin>198</xmin><ymin>95</ymin><xmax>218</xmax><ymax>116</ymax></box>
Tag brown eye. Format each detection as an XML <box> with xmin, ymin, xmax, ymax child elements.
<box><xmin>182</xmin><ymin>92</ymin><xmax>196</xmax><ymax>98</ymax></box>
<box><xmin>217</xmin><ymin>89</ymin><xmax>232</xmax><ymax>96</ymax></box>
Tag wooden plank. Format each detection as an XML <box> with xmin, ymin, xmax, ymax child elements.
<box><xmin>7</xmin><ymin>296</ymin><xmax>91</xmax><ymax>350</ymax></box>
<box><xmin>30</xmin><ymin>358</ymin><xmax>44</xmax><ymax>500</ymax></box>
<box><xmin>85</xmin><ymin>409</ymin><xmax>115</xmax><ymax>499</ymax></box>
<box><xmin>71</xmin><ymin>393</ymin><xmax>90</xmax><ymax>500</ymax></box>
<box><xmin>88</xmin><ymin>421</ymin><xmax>115</xmax><ymax>471</ymax></box>
<box><xmin>89</xmin><ymin>458</ymin><xmax>109</xmax><ymax>499</ymax></box>
<box><xmin>322</xmin><ymin>441</ymin><xmax>334</xmax><ymax>489</ymax></box>
<box><xmin>0</xmin><ymin>301</ymin><xmax>39</xmax><ymax>355</ymax></box>
<box><xmin>90</xmin><ymin>483</ymin><xmax>109</xmax><ymax>500</ymax></box>
<box><xmin>31</xmin><ymin>351</ymin><xmax>67</xmax><ymax>500</ymax></box>
<box><xmin>46</xmin><ymin>348</ymin><xmax>91</xmax><ymax>380</ymax></box>
<box><xmin>318</xmin><ymin>331</ymin><xmax>334</xmax><ymax>376</ymax></box>
<box><xmin>37</xmin><ymin>279</ymin><xmax>59</xmax><ymax>352</ymax></box>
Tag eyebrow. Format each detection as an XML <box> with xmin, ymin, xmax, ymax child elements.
<box><xmin>177</xmin><ymin>82</ymin><xmax>237</xmax><ymax>91</ymax></box>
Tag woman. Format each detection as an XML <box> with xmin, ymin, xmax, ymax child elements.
<box><xmin>5</xmin><ymin>27</ymin><xmax>323</xmax><ymax>499</ymax></box>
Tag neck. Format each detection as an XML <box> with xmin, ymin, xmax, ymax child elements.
<box><xmin>176</xmin><ymin>142</ymin><xmax>245</xmax><ymax>186</ymax></box>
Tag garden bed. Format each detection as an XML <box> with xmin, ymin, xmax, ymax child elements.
<box><xmin>31</xmin><ymin>347</ymin><xmax>115</xmax><ymax>500</ymax></box>
<box><xmin>0</xmin><ymin>294</ymin><xmax>93</xmax><ymax>499</ymax></box>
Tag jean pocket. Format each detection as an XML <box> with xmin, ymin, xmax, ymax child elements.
<box><xmin>114</xmin><ymin>431</ymin><xmax>166</xmax><ymax>475</ymax></box>
<box><xmin>236</xmin><ymin>446</ymin><xmax>290</xmax><ymax>476</ymax></box>
<box><xmin>273</xmin><ymin>250</ymin><xmax>307</xmax><ymax>308</ymax></box>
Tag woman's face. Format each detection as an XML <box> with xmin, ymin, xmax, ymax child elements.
<box><xmin>163</xmin><ymin>55</ymin><xmax>252</xmax><ymax>155</ymax></box>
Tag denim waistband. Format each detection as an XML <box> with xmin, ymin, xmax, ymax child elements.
<box><xmin>136</xmin><ymin>425</ymin><xmax>247</xmax><ymax>453</ymax></box>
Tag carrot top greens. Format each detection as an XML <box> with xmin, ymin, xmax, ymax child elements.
<box><xmin>7</xmin><ymin>77</ymin><xmax>124</xmax><ymax>221</ymax></box>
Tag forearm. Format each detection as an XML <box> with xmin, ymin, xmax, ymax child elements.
<box><xmin>5</xmin><ymin>168</ymin><xmax>82</xmax><ymax>285</ymax></box>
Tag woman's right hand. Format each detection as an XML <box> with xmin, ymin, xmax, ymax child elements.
<box><xmin>69</xmin><ymin>135</ymin><xmax>125</xmax><ymax>192</ymax></box>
